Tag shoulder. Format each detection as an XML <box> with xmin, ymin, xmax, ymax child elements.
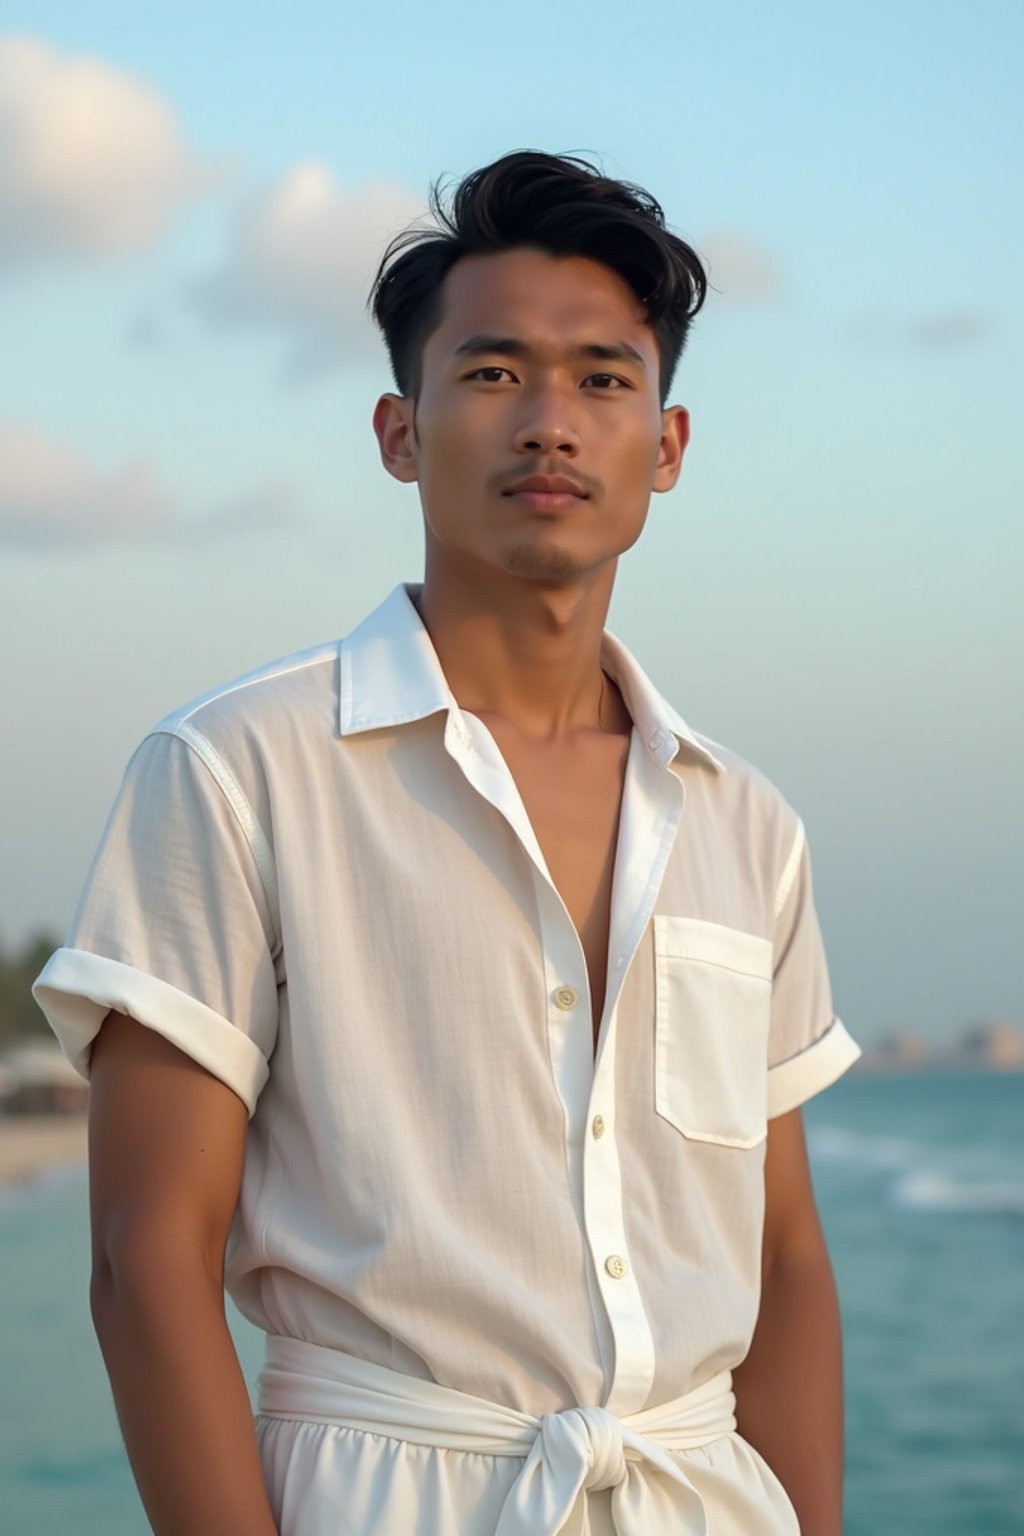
<box><xmin>605</xmin><ymin>628</ymin><xmax>804</xmax><ymax>861</ymax></box>
<box><xmin>681</xmin><ymin>727</ymin><xmax>807</xmax><ymax>894</ymax></box>
<box><xmin>118</xmin><ymin>639</ymin><xmax>341</xmax><ymax>831</ymax></box>
<box><xmin>147</xmin><ymin>637</ymin><xmax>341</xmax><ymax>759</ymax></box>
<box><xmin>692</xmin><ymin>726</ymin><xmax>802</xmax><ymax>828</ymax></box>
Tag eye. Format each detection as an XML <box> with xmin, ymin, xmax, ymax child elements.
<box><xmin>585</xmin><ymin>373</ymin><xmax>628</xmax><ymax>390</ymax></box>
<box><xmin>467</xmin><ymin>367</ymin><xmax>516</xmax><ymax>383</ymax></box>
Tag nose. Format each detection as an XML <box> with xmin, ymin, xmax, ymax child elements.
<box><xmin>512</xmin><ymin>383</ymin><xmax>581</xmax><ymax>457</ymax></box>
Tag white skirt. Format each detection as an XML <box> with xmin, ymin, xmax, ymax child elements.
<box><xmin>254</xmin><ymin>1336</ymin><xmax>800</xmax><ymax>1536</ymax></box>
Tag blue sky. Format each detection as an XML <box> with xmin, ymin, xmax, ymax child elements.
<box><xmin>1</xmin><ymin>1</ymin><xmax>1021</xmax><ymax>1044</ymax></box>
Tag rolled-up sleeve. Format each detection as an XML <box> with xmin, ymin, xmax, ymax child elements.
<box><xmin>766</xmin><ymin>820</ymin><xmax>860</xmax><ymax>1118</ymax></box>
<box><xmin>32</xmin><ymin>727</ymin><xmax>280</xmax><ymax>1117</ymax></box>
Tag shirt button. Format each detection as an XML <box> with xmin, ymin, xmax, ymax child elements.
<box><xmin>552</xmin><ymin>986</ymin><xmax>578</xmax><ymax>1011</ymax></box>
<box><xmin>592</xmin><ymin>1114</ymin><xmax>606</xmax><ymax>1139</ymax></box>
<box><xmin>605</xmin><ymin>1254</ymin><xmax>628</xmax><ymax>1280</ymax></box>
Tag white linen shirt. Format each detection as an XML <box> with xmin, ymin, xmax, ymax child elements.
<box><xmin>34</xmin><ymin>582</ymin><xmax>860</xmax><ymax>1526</ymax></box>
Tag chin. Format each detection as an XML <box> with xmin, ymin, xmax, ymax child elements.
<box><xmin>501</xmin><ymin>544</ymin><xmax>590</xmax><ymax>582</ymax></box>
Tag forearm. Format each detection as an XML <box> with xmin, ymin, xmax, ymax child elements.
<box><xmin>92</xmin><ymin>1243</ymin><xmax>278</xmax><ymax>1536</ymax></box>
<box><xmin>732</xmin><ymin>1245</ymin><xmax>845</xmax><ymax>1536</ymax></box>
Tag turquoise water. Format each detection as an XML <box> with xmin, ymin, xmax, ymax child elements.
<box><xmin>806</xmin><ymin>1073</ymin><xmax>1024</xmax><ymax>1535</ymax></box>
<box><xmin>2</xmin><ymin>1073</ymin><xmax>1021</xmax><ymax>1534</ymax></box>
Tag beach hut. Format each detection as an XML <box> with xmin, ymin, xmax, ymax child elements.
<box><xmin>0</xmin><ymin>1040</ymin><xmax>89</xmax><ymax>1115</ymax></box>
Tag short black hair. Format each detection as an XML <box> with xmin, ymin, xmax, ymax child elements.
<box><xmin>367</xmin><ymin>149</ymin><xmax>707</xmax><ymax>409</ymax></box>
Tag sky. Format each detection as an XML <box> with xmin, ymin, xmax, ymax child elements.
<box><xmin>1</xmin><ymin>1</ymin><xmax>1021</xmax><ymax>1046</ymax></box>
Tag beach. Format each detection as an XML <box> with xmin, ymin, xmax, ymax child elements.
<box><xmin>0</xmin><ymin>1112</ymin><xmax>88</xmax><ymax>1187</ymax></box>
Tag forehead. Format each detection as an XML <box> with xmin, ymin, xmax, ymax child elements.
<box><xmin>424</xmin><ymin>247</ymin><xmax>655</xmax><ymax>366</ymax></box>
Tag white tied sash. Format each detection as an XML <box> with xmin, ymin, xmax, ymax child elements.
<box><xmin>258</xmin><ymin>1335</ymin><xmax>737</xmax><ymax>1535</ymax></box>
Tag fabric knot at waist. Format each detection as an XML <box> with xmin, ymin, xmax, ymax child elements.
<box><xmin>545</xmin><ymin>1404</ymin><xmax>626</xmax><ymax>1492</ymax></box>
<box><xmin>258</xmin><ymin>1335</ymin><xmax>737</xmax><ymax>1535</ymax></box>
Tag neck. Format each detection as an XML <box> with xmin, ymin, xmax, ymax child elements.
<box><xmin>415</xmin><ymin>555</ymin><xmax>628</xmax><ymax>741</ymax></box>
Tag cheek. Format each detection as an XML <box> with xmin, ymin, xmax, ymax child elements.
<box><xmin>610</xmin><ymin>429</ymin><xmax>663</xmax><ymax>487</ymax></box>
<box><xmin>418</xmin><ymin>403</ymin><xmax>486</xmax><ymax>481</ymax></box>
<box><xmin>599</xmin><ymin>404</ymin><xmax>662</xmax><ymax>453</ymax></box>
<box><xmin>414</xmin><ymin>415</ymin><xmax>484</xmax><ymax>538</ymax></box>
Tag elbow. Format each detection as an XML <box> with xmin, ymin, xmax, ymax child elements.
<box><xmin>89</xmin><ymin>1223</ymin><xmax>222</xmax><ymax>1351</ymax></box>
<box><xmin>762</xmin><ymin>1231</ymin><xmax>835</xmax><ymax>1289</ymax></box>
<box><xmin>89</xmin><ymin>1243</ymin><xmax>125</xmax><ymax>1345</ymax></box>
<box><xmin>89</xmin><ymin>1247</ymin><xmax>112</xmax><ymax>1316</ymax></box>
<box><xmin>89</xmin><ymin>1235</ymin><xmax>135</xmax><ymax>1351</ymax></box>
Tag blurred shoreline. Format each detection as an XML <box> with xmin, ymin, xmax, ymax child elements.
<box><xmin>1</xmin><ymin>1055</ymin><xmax>1020</xmax><ymax>1191</ymax></box>
<box><xmin>853</xmin><ymin>1018</ymin><xmax>1024</xmax><ymax>1075</ymax></box>
<box><xmin>0</xmin><ymin>1113</ymin><xmax>87</xmax><ymax>1189</ymax></box>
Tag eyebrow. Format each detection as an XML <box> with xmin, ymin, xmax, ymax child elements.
<box><xmin>452</xmin><ymin>334</ymin><xmax>647</xmax><ymax>371</ymax></box>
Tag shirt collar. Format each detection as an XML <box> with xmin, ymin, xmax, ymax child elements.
<box><xmin>338</xmin><ymin>583</ymin><xmax>725</xmax><ymax>775</ymax></box>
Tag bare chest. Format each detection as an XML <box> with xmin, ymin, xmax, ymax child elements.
<box><xmin>479</xmin><ymin>724</ymin><xmax>631</xmax><ymax>1047</ymax></box>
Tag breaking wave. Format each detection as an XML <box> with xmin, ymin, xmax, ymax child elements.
<box><xmin>808</xmin><ymin>1126</ymin><xmax>1024</xmax><ymax>1219</ymax></box>
<box><xmin>890</xmin><ymin>1171</ymin><xmax>1024</xmax><ymax>1218</ymax></box>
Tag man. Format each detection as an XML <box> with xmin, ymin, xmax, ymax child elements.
<box><xmin>34</xmin><ymin>149</ymin><xmax>860</xmax><ymax>1535</ymax></box>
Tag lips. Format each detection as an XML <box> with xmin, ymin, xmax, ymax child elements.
<box><xmin>503</xmin><ymin>476</ymin><xmax>588</xmax><ymax>498</ymax></box>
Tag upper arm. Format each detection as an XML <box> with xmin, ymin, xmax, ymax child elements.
<box><xmin>34</xmin><ymin>730</ymin><xmax>279</xmax><ymax>1115</ymax></box>
<box><xmin>761</xmin><ymin>1106</ymin><xmax>829</xmax><ymax>1277</ymax></box>
<box><xmin>88</xmin><ymin>1009</ymin><xmax>249</xmax><ymax>1281</ymax></box>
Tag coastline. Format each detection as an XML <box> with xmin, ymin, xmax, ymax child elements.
<box><xmin>0</xmin><ymin>1113</ymin><xmax>88</xmax><ymax>1189</ymax></box>
<box><xmin>1</xmin><ymin>1067</ymin><xmax>1019</xmax><ymax>1186</ymax></box>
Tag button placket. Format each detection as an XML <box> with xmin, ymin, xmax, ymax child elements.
<box><xmin>582</xmin><ymin>983</ymin><xmax>657</xmax><ymax>1415</ymax></box>
<box><xmin>586</xmin><ymin>1027</ymin><xmax>631</xmax><ymax>1281</ymax></box>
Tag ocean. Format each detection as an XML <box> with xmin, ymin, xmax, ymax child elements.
<box><xmin>2</xmin><ymin>1072</ymin><xmax>1021</xmax><ymax>1535</ymax></box>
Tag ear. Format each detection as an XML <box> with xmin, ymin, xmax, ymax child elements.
<box><xmin>372</xmin><ymin>393</ymin><xmax>420</xmax><ymax>485</ymax></box>
<box><xmin>652</xmin><ymin>405</ymin><xmax>690</xmax><ymax>494</ymax></box>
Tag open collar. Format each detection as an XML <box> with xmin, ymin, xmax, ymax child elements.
<box><xmin>338</xmin><ymin>583</ymin><xmax>725</xmax><ymax>775</ymax></box>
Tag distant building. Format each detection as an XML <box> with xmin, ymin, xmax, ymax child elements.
<box><xmin>852</xmin><ymin>1029</ymin><xmax>931</xmax><ymax>1074</ymax></box>
<box><xmin>0</xmin><ymin>1041</ymin><xmax>89</xmax><ymax>1114</ymax></box>
<box><xmin>959</xmin><ymin>1019</ymin><xmax>1024</xmax><ymax>1070</ymax></box>
<box><xmin>852</xmin><ymin>1016</ymin><xmax>1024</xmax><ymax>1075</ymax></box>
<box><xmin>880</xmin><ymin>1031</ymin><xmax>930</xmax><ymax>1066</ymax></box>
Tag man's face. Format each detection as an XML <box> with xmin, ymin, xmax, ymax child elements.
<box><xmin>373</xmin><ymin>246</ymin><xmax>689</xmax><ymax>585</ymax></box>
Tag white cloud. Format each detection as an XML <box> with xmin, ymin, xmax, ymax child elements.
<box><xmin>193</xmin><ymin>163</ymin><xmax>428</xmax><ymax>376</ymax></box>
<box><xmin>0</xmin><ymin>34</ymin><xmax>216</xmax><ymax>269</ymax></box>
<box><xmin>698</xmin><ymin>231</ymin><xmax>782</xmax><ymax>301</ymax></box>
<box><xmin>0</xmin><ymin>421</ymin><xmax>173</xmax><ymax>542</ymax></box>
<box><xmin>0</xmin><ymin>421</ymin><xmax>303</xmax><ymax>547</ymax></box>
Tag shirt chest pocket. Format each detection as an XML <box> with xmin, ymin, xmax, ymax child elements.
<box><xmin>653</xmin><ymin>917</ymin><xmax>773</xmax><ymax>1149</ymax></box>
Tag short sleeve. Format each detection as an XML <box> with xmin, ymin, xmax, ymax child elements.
<box><xmin>767</xmin><ymin>820</ymin><xmax>860</xmax><ymax>1118</ymax></box>
<box><xmin>32</xmin><ymin>728</ymin><xmax>280</xmax><ymax>1117</ymax></box>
